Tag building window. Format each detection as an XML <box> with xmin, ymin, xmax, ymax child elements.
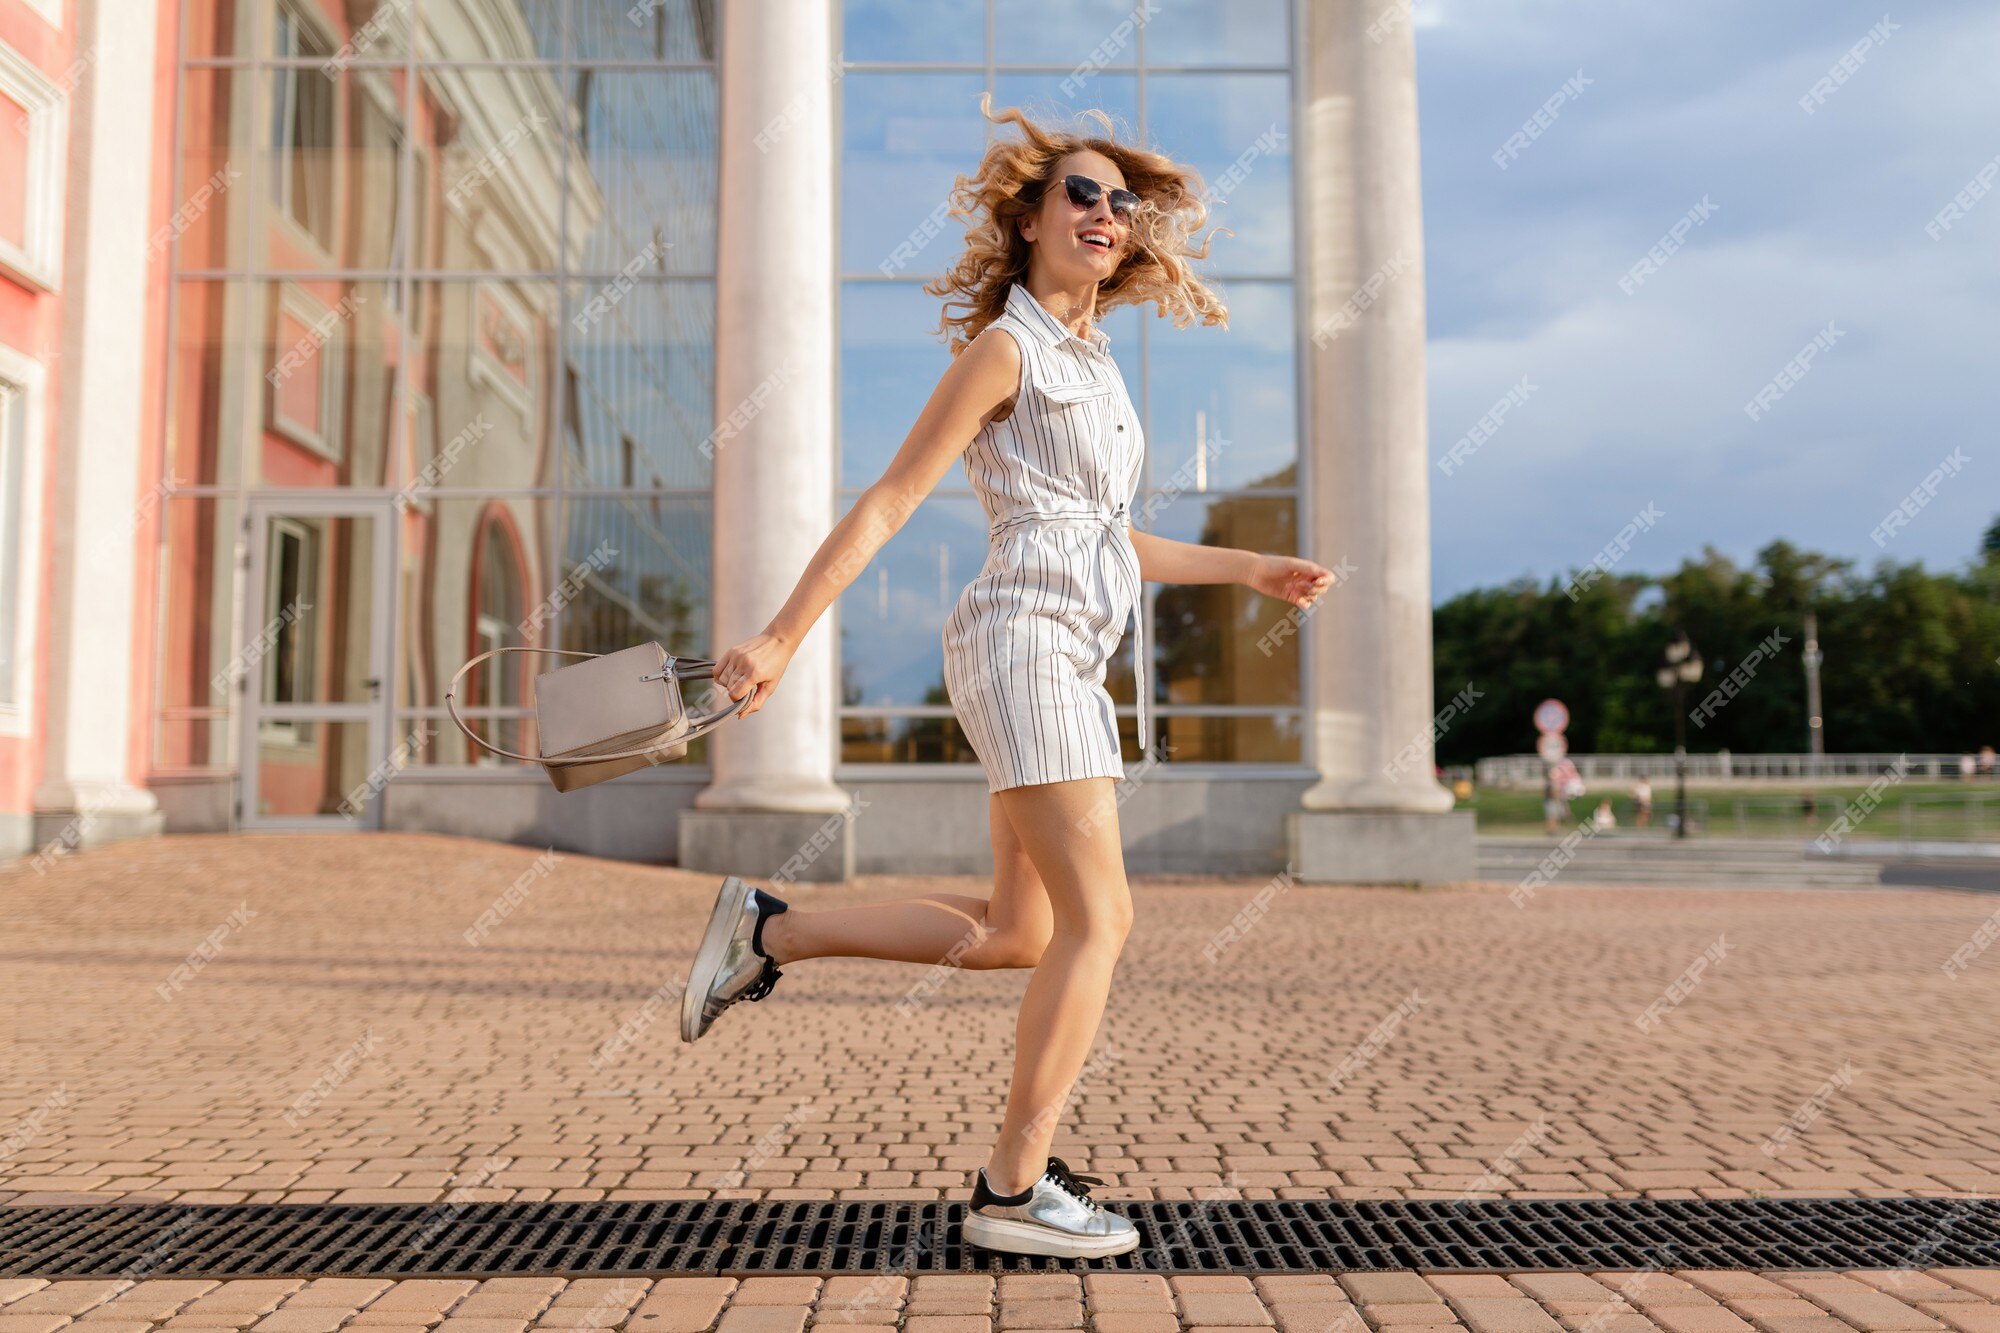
<box><xmin>836</xmin><ymin>0</ymin><xmax>1305</xmax><ymax>769</ymax></box>
<box><xmin>0</xmin><ymin>345</ymin><xmax>43</xmax><ymax>738</ymax></box>
<box><xmin>261</xmin><ymin>517</ymin><xmax>318</xmax><ymax>744</ymax></box>
<box><xmin>271</xmin><ymin>4</ymin><xmax>336</xmax><ymax>250</ymax></box>
<box><xmin>165</xmin><ymin>0</ymin><xmax>721</xmax><ymax>779</ymax></box>
<box><xmin>0</xmin><ymin>41</ymin><xmax>66</xmax><ymax>290</ymax></box>
<box><xmin>0</xmin><ymin>379</ymin><xmax>25</xmax><ymax>713</ymax></box>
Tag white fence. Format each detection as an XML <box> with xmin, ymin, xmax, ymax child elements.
<box><xmin>1475</xmin><ymin>752</ymin><xmax>1990</xmax><ymax>788</ymax></box>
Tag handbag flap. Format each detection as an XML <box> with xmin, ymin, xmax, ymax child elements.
<box><xmin>534</xmin><ymin>642</ymin><xmax>685</xmax><ymax>759</ymax></box>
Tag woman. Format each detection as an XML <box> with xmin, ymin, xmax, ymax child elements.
<box><xmin>682</xmin><ymin>97</ymin><xmax>1336</xmax><ymax>1259</ymax></box>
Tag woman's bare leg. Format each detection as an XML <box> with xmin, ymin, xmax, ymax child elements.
<box><xmin>981</xmin><ymin>776</ymin><xmax>1132</xmax><ymax>1197</ymax></box>
<box><xmin>756</xmin><ymin>793</ymin><xmax>1055</xmax><ymax>970</ymax></box>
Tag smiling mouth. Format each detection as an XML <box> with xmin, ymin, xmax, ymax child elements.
<box><xmin>1079</xmin><ymin>231</ymin><xmax>1114</xmax><ymax>251</ymax></box>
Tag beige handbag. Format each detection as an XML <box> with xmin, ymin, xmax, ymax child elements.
<box><xmin>445</xmin><ymin>643</ymin><xmax>750</xmax><ymax>792</ymax></box>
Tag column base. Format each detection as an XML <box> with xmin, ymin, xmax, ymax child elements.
<box><xmin>1287</xmin><ymin>809</ymin><xmax>1477</xmax><ymax>885</ymax></box>
<box><xmin>27</xmin><ymin>781</ymin><xmax>166</xmax><ymax>860</ymax></box>
<box><xmin>679</xmin><ymin>808</ymin><xmax>855</xmax><ymax>884</ymax></box>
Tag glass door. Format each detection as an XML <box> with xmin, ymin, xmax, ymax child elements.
<box><xmin>237</xmin><ymin>495</ymin><xmax>394</xmax><ymax>828</ymax></box>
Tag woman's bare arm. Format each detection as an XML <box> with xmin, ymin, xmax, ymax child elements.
<box><xmin>1128</xmin><ymin>528</ymin><xmax>1337</xmax><ymax>612</ymax></box>
<box><xmin>713</xmin><ymin>328</ymin><xmax>1022</xmax><ymax>714</ymax></box>
<box><xmin>1127</xmin><ymin>529</ymin><xmax>1256</xmax><ymax>585</ymax></box>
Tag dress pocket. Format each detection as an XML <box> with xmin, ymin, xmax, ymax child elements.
<box><xmin>1034</xmin><ymin>375</ymin><xmax>1113</xmax><ymax>405</ymax></box>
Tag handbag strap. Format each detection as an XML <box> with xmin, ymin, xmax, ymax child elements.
<box><xmin>444</xmin><ymin>645</ymin><xmax>751</xmax><ymax>766</ymax></box>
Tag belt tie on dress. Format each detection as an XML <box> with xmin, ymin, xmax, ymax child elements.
<box><xmin>986</xmin><ymin>501</ymin><xmax>1149</xmax><ymax>757</ymax></box>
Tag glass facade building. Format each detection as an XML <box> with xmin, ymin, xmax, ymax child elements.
<box><xmin>12</xmin><ymin>0</ymin><xmax>1486</xmax><ymax>881</ymax></box>
<box><xmin>151</xmin><ymin>0</ymin><xmax>1305</xmax><ymax>826</ymax></box>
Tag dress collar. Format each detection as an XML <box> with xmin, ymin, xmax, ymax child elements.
<box><xmin>1006</xmin><ymin>281</ymin><xmax>1112</xmax><ymax>355</ymax></box>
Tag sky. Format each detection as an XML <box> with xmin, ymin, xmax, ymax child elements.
<box><xmin>1410</xmin><ymin>0</ymin><xmax>1999</xmax><ymax>602</ymax></box>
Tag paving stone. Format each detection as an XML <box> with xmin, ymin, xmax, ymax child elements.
<box><xmin>1794</xmin><ymin>1293</ymin><xmax>1944</xmax><ymax>1331</ymax></box>
<box><xmin>4</xmin><ymin>1287</ymin><xmax>130</xmax><ymax>1318</ymax></box>
<box><xmin>1506</xmin><ymin>1279</ymin><xmax>1620</xmax><ymax>1307</ymax></box>
<box><xmin>1366</xmin><ymin>1306</ymin><xmax>1466</xmax><ymax>1328</ymax></box>
<box><xmin>1341</xmin><ymin>1278</ymin><xmax>1444</xmax><ymax>1307</ymax></box>
<box><xmin>713</xmin><ymin>1311</ymin><xmax>808</xmax><ymax>1333</ymax></box>
<box><xmin>1091</xmin><ymin>1317</ymin><xmax>1183</xmax><ymax>1333</ymax></box>
<box><xmin>1173</xmin><ymin>1294</ymin><xmax>1273</xmax><ymax>1327</ymax></box>
<box><xmin>993</xmin><ymin>1299</ymin><xmax>1082</xmax><ymax>1329</ymax></box>
<box><xmin>729</xmin><ymin>1282</ymin><xmax>821</xmax><ymax>1309</ymax></box>
<box><xmin>1916</xmin><ymin>1308</ymin><xmax>2000</xmax><ymax>1333</ymax></box>
<box><xmin>0</xmin><ymin>1317</ymin><xmax>78</xmax><ymax>1333</ymax></box>
<box><xmin>1443</xmin><ymin>1299</ymin><xmax>1563</xmax><ymax>1333</ymax></box>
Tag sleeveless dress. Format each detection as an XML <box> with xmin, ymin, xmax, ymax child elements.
<box><xmin>941</xmin><ymin>281</ymin><xmax>1150</xmax><ymax>793</ymax></box>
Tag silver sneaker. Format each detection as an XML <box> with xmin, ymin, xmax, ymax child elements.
<box><xmin>962</xmin><ymin>1155</ymin><xmax>1141</xmax><ymax>1258</ymax></box>
<box><xmin>680</xmin><ymin>875</ymin><xmax>789</xmax><ymax>1043</ymax></box>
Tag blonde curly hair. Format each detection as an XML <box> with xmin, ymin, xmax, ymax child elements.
<box><xmin>924</xmin><ymin>92</ymin><xmax>1231</xmax><ymax>355</ymax></box>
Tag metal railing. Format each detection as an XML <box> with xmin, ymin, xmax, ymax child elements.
<box><xmin>1476</xmin><ymin>752</ymin><xmax>1990</xmax><ymax>787</ymax></box>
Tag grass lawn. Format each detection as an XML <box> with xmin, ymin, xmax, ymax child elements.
<box><xmin>1468</xmin><ymin>779</ymin><xmax>2000</xmax><ymax>840</ymax></box>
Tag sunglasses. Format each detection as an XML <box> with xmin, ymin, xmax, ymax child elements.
<box><xmin>1048</xmin><ymin>173</ymin><xmax>1141</xmax><ymax>224</ymax></box>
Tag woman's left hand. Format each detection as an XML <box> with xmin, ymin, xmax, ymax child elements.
<box><xmin>1246</xmin><ymin>554</ymin><xmax>1338</xmax><ymax>610</ymax></box>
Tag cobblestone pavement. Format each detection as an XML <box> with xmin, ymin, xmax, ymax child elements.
<box><xmin>2</xmin><ymin>832</ymin><xmax>1998</xmax><ymax>1323</ymax></box>
<box><xmin>6</xmin><ymin>1270</ymin><xmax>2000</xmax><ymax>1333</ymax></box>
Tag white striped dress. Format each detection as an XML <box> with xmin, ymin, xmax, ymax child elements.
<box><xmin>941</xmin><ymin>280</ymin><xmax>1149</xmax><ymax>793</ymax></box>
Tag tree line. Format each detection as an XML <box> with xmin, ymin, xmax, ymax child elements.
<box><xmin>1430</xmin><ymin>517</ymin><xmax>2000</xmax><ymax>764</ymax></box>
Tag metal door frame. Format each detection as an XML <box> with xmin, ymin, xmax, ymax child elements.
<box><xmin>237</xmin><ymin>493</ymin><xmax>395</xmax><ymax>830</ymax></box>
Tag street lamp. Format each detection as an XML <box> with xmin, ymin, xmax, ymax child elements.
<box><xmin>1656</xmin><ymin>628</ymin><xmax>1704</xmax><ymax>839</ymax></box>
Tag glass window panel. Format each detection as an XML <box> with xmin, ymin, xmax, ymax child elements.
<box><xmin>1144</xmin><ymin>492</ymin><xmax>1299</xmax><ymax>708</ymax></box>
<box><xmin>564</xmin><ymin>69</ymin><xmax>718</xmax><ymax>278</ymax></box>
<box><xmin>403</xmin><ymin>280</ymin><xmax>560</xmax><ymax>490</ymax></box>
<box><xmin>252</xmin><ymin>718</ymin><xmax>379</xmax><ymax>817</ymax></box>
<box><xmin>841</xmin><ymin>714</ymin><xmax>986</xmax><ymax>768</ymax></box>
<box><xmin>156</xmin><ymin>495</ymin><xmax>242</xmax><ymax>727</ymax></box>
<box><xmin>171</xmin><ymin>281</ymin><xmax>249</xmax><ymax>489</ymax></box>
<box><xmin>566</xmin><ymin>0</ymin><xmax>719</xmax><ymax>62</ymax></box>
<box><xmin>838</xmin><ymin>281</ymin><xmax>956</xmax><ymax>489</ymax></box>
<box><xmin>556</xmin><ymin>492</ymin><xmax>718</xmax><ymax>765</ymax></box>
<box><xmin>564</xmin><ymin>278</ymin><xmax>713</xmax><ymax>492</ymax></box>
<box><xmin>1146</xmin><ymin>72</ymin><xmax>1292</xmax><ymax>277</ymax></box>
<box><xmin>402</xmin><ymin>709</ymin><xmax>548</xmax><ymax>770</ymax></box>
<box><xmin>1144</xmin><ymin>278</ymin><xmax>1296</xmax><ymax>490</ymax></box>
<box><xmin>843</xmin><ymin>0</ymin><xmax>982</xmax><ymax>64</ymax></box>
<box><xmin>990</xmin><ymin>72</ymin><xmax>1137</xmax><ymax>147</ymax></box>
<box><xmin>189</xmin><ymin>0</ymin><xmax>412</xmax><ymax>62</ymax></box>
<box><xmin>1150</xmin><ymin>712</ymin><xmax>1302</xmax><ymax>764</ymax></box>
<box><xmin>240</xmin><ymin>509</ymin><xmax>380</xmax><ymax>708</ymax></box>
<box><xmin>157</xmin><ymin>714</ymin><xmax>235</xmax><ymax>773</ymax></box>
<box><xmin>257</xmin><ymin>64</ymin><xmax>407</xmax><ymax>269</ymax></box>
<box><xmin>834</xmin><ymin>493</ymin><xmax>986</xmax><ymax>707</ymax></box>
<box><xmin>0</xmin><ymin>384</ymin><xmax>19</xmax><ymax>713</ymax></box>
<box><xmin>1144</xmin><ymin>0</ymin><xmax>1290</xmax><ymax>66</ymax></box>
<box><xmin>393</xmin><ymin>496</ymin><xmax>553</xmax><ymax>715</ymax></box>
<box><xmin>995</xmin><ymin>0</ymin><xmax>1142</xmax><ymax>67</ymax></box>
<box><xmin>185</xmin><ymin>0</ymin><xmax>253</xmax><ymax>59</ymax></box>
<box><xmin>841</xmin><ymin>72</ymin><xmax>986</xmax><ymax>275</ymax></box>
<box><xmin>420</xmin><ymin>0</ymin><xmax>564</xmax><ymax>60</ymax></box>
<box><xmin>251</xmin><ymin>277</ymin><xmax>402</xmax><ymax>486</ymax></box>
<box><xmin>416</xmin><ymin>67</ymin><xmax>568</xmax><ymax>274</ymax></box>
<box><xmin>175</xmin><ymin>69</ymin><xmax>253</xmax><ymax>272</ymax></box>
<box><xmin>557</xmin><ymin>495</ymin><xmax>714</xmax><ymax>680</ymax></box>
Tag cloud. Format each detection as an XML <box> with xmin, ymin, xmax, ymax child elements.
<box><xmin>1415</xmin><ymin>2</ymin><xmax>2000</xmax><ymax>600</ymax></box>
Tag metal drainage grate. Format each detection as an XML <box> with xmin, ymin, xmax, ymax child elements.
<box><xmin>3</xmin><ymin>1198</ymin><xmax>1996</xmax><ymax>1278</ymax></box>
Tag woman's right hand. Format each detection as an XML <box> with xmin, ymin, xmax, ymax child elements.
<box><xmin>712</xmin><ymin>630</ymin><xmax>795</xmax><ymax>718</ymax></box>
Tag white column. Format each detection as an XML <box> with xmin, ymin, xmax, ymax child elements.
<box><xmin>1299</xmin><ymin>0</ymin><xmax>1453</xmax><ymax>814</ymax></box>
<box><xmin>32</xmin><ymin>0</ymin><xmax>166</xmax><ymax>847</ymax></box>
<box><xmin>694</xmin><ymin>0</ymin><xmax>847</xmax><ymax>813</ymax></box>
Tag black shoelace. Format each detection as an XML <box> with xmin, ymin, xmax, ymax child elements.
<box><xmin>739</xmin><ymin>954</ymin><xmax>783</xmax><ymax>1001</ymax></box>
<box><xmin>1042</xmin><ymin>1155</ymin><xmax>1105</xmax><ymax>1206</ymax></box>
